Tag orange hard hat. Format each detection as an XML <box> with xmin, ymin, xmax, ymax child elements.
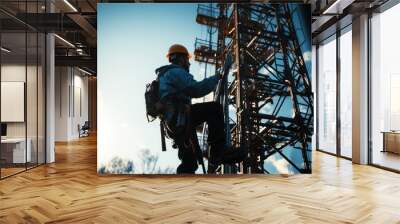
<box><xmin>166</xmin><ymin>44</ymin><xmax>192</xmax><ymax>59</ymax></box>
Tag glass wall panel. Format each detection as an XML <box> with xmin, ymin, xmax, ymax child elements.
<box><xmin>312</xmin><ymin>46</ymin><xmax>317</xmax><ymax>151</ymax></box>
<box><xmin>38</xmin><ymin>32</ymin><xmax>45</xmax><ymax>165</ymax></box>
<box><xmin>38</xmin><ymin>0</ymin><xmax>46</xmax><ymax>165</ymax></box>
<box><xmin>27</xmin><ymin>0</ymin><xmax>41</xmax><ymax>169</ymax></box>
<box><xmin>339</xmin><ymin>29</ymin><xmax>352</xmax><ymax>158</ymax></box>
<box><xmin>317</xmin><ymin>36</ymin><xmax>337</xmax><ymax>154</ymax></box>
<box><xmin>371</xmin><ymin>4</ymin><xmax>400</xmax><ymax>171</ymax></box>
<box><xmin>27</xmin><ymin>31</ymin><xmax>38</xmax><ymax>169</ymax></box>
<box><xmin>0</xmin><ymin>1</ymin><xmax>46</xmax><ymax>179</ymax></box>
<box><xmin>1</xmin><ymin>30</ymin><xmax>28</xmax><ymax>177</ymax></box>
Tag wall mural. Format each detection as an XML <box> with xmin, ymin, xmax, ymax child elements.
<box><xmin>98</xmin><ymin>3</ymin><xmax>312</xmax><ymax>175</ymax></box>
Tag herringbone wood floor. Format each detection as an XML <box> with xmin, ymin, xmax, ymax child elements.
<box><xmin>1</xmin><ymin>135</ymin><xmax>400</xmax><ymax>224</ymax></box>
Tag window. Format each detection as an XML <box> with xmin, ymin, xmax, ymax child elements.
<box><xmin>317</xmin><ymin>36</ymin><xmax>337</xmax><ymax>154</ymax></box>
<box><xmin>370</xmin><ymin>3</ymin><xmax>400</xmax><ymax>171</ymax></box>
<box><xmin>339</xmin><ymin>28</ymin><xmax>352</xmax><ymax>158</ymax></box>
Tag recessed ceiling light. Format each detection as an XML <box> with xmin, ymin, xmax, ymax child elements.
<box><xmin>322</xmin><ymin>0</ymin><xmax>342</xmax><ymax>15</ymax></box>
<box><xmin>78</xmin><ymin>67</ymin><xmax>93</xmax><ymax>76</ymax></box>
<box><xmin>1</xmin><ymin>47</ymin><xmax>11</xmax><ymax>53</ymax></box>
<box><xmin>54</xmin><ymin>34</ymin><xmax>75</xmax><ymax>48</ymax></box>
<box><xmin>63</xmin><ymin>0</ymin><xmax>78</xmax><ymax>12</ymax></box>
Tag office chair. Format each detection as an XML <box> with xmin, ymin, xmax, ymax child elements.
<box><xmin>79</xmin><ymin>121</ymin><xmax>90</xmax><ymax>138</ymax></box>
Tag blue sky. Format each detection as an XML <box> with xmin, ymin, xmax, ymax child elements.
<box><xmin>98</xmin><ymin>3</ymin><xmax>211</xmax><ymax>82</ymax></box>
<box><xmin>97</xmin><ymin>3</ymin><xmax>312</xmax><ymax>174</ymax></box>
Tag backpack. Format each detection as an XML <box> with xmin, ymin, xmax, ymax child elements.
<box><xmin>145</xmin><ymin>78</ymin><xmax>164</xmax><ymax>122</ymax></box>
<box><xmin>145</xmin><ymin>70</ymin><xmax>168</xmax><ymax>151</ymax></box>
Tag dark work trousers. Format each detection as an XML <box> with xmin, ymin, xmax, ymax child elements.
<box><xmin>177</xmin><ymin>102</ymin><xmax>225</xmax><ymax>174</ymax></box>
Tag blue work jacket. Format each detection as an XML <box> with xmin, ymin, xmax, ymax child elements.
<box><xmin>156</xmin><ymin>64</ymin><xmax>219</xmax><ymax>127</ymax></box>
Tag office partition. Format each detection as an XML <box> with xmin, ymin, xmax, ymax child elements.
<box><xmin>0</xmin><ymin>0</ymin><xmax>47</xmax><ymax>179</ymax></box>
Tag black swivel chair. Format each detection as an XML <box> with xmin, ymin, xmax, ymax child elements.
<box><xmin>79</xmin><ymin>121</ymin><xmax>90</xmax><ymax>138</ymax></box>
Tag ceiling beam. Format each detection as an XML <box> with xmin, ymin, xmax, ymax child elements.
<box><xmin>55</xmin><ymin>55</ymin><xmax>96</xmax><ymax>71</ymax></box>
<box><xmin>67</xmin><ymin>13</ymin><xmax>97</xmax><ymax>46</ymax></box>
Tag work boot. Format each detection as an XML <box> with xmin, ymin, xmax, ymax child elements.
<box><xmin>176</xmin><ymin>161</ymin><xmax>198</xmax><ymax>174</ymax></box>
<box><xmin>207</xmin><ymin>162</ymin><xmax>221</xmax><ymax>174</ymax></box>
<box><xmin>208</xmin><ymin>147</ymin><xmax>246</xmax><ymax>168</ymax></box>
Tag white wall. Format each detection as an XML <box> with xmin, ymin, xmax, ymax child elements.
<box><xmin>55</xmin><ymin>67</ymin><xmax>67</xmax><ymax>141</ymax></box>
<box><xmin>55</xmin><ymin>67</ymin><xmax>89</xmax><ymax>141</ymax></box>
<box><xmin>73</xmin><ymin>72</ymin><xmax>89</xmax><ymax>137</ymax></box>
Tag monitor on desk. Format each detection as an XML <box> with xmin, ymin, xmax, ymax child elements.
<box><xmin>1</xmin><ymin>123</ymin><xmax>7</xmax><ymax>138</ymax></box>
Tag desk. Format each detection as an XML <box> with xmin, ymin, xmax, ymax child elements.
<box><xmin>1</xmin><ymin>138</ymin><xmax>31</xmax><ymax>163</ymax></box>
<box><xmin>382</xmin><ymin>131</ymin><xmax>400</xmax><ymax>154</ymax></box>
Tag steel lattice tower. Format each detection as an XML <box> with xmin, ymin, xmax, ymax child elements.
<box><xmin>195</xmin><ymin>3</ymin><xmax>313</xmax><ymax>174</ymax></box>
